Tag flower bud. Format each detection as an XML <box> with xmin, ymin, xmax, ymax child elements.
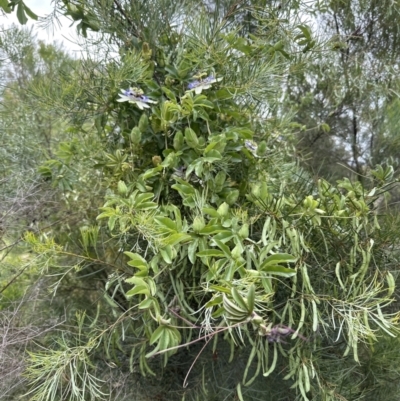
<box><xmin>152</xmin><ymin>155</ymin><xmax>162</xmax><ymax>166</ymax></box>
<box><xmin>142</xmin><ymin>42</ymin><xmax>152</xmax><ymax>60</ymax></box>
<box><xmin>217</xmin><ymin>202</ymin><xmax>229</xmax><ymax>217</ymax></box>
<box><xmin>165</xmin><ymin>76</ymin><xmax>175</xmax><ymax>86</ymax></box>
<box><xmin>252</xmin><ymin>314</ymin><xmax>264</xmax><ymax>325</ymax></box>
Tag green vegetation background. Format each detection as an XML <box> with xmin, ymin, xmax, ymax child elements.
<box><xmin>1</xmin><ymin>1</ymin><xmax>400</xmax><ymax>400</ymax></box>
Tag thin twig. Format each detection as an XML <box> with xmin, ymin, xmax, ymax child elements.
<box><xmin>183</xmin><ymin>336</ymin><xmax>212</xmax><ymax>388</ymax></box>
<box><xmin>168</xmin><ymin>308</ymin><xmax>200</xmax><ymax>329</ymax></box>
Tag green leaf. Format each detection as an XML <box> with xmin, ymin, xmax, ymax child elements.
<box><xmin>212</xmin><ymin>231</ymin><xmax>234</xmax><ymax>243</ymax></box>
<box><xmin>205</xmin><ymin>295</ymin><xmax>223</xmax><ymax>308</ymax></box>
<box><xmin>96</xmin><ymin>207</ymin><xmax>116</xmax><ymax>220</ymax></box>
<box><xmin>160</xmin><ymin>245</ymin><xmax>174</xmax><ymax>264</ymax></box>
<box><xmin>104</xmin><ymin>293</ymin><xmax>119</xmax><ymax>308</ymax></box>
<box><xmin>213</xmin><ymin>239</ymin><xmax>232</xmax><ymax>258</ymax></box>
<box><xmin>262</xmin><ymin>253</ymin><xmax>297</xmax><ymax>266</ymax></box>
<box><xmin>202</xmin><ymin>207</ymin><xmax>219</xmax><ymax>217</ymax></box>
<box><xmin>161</xmin><ymin>86</ymin><xmax>177</xmax><ymax>101</ymax></box>
<box><xmin>172</xmin><ymin>179</ymin><xmax>195</xmax><ymax>195</ymax></box>
<box><xmin>185</xmin><ymin>127</ymin><xmax>199</xmax><ymax>148</ymax></box>
<box><xmin>196</xmin><ymin>249</ymin><xmax>225</xmax><ymax>258</ymax></box>
<box><xmin>164</xmin><ymin>233</ymin><xmax>191</xmax><ymax>246</ymax></box>
<box><xmin>209</xmin><ymin>285</ymin><xmax>231</xmax><ymax>294</ymax></box>
<box><xmin>188</xmin><ymin>239</ymin><xmax>198</xmax><ymax>264</ymax></box>
<box><xmin>225</xmin><ymin>189</ymin><xmax>239</xmax><ymax>205</ymax></box>
<box><xmin>141</xmin><ymin>166</ymin><xmax>162</xmax><ymax>180</ymax></box>
<box><xmin>164</xmin><ymin>65</ymin><xmax>179</xmax><ymax>77</ymax></box>
<box><xmin>118</xmin><ymin>180</ymin><xmax>128</xmax><ymax>195</ymax></box>
<box><xmin>154</xmin><ymin>216</ymin><xmax>177</xmax><ymax>232</ymax></box>
<box><xmin>229</xmin><ymin>127</ymin><xmax>254</xmax><ymax>139</ymax></box>
<box><xmin>17</xmin><ymin>2</ymin><xmax>28</xmax><ymax>24</ymax></box>
<box><xmin>199</xmin><ymin>224</ymin><xmax>225</xmax><ymax>235</ymax></box>
<box><xmin>193</xmin><ymin>96</ymin><xmax>214</xmax><ymax>109</ymax></box>
<box><xmin>260</xmin><ymin>265</ymin><xmax>296</xmax><ymax>277</ymax></box>
<box><xmin>296</xmin><ymin>24</ymin><xmax>312</xmax><ymax>40</ymax></box>
<box><xmin>203</xmin><ymin>149</ymin><xmax>222</xmax><ymax>161</ymax></box>
<box><xmin>247</xmin><ymin>285</ymin><xmax>255</xmax><ymax>313</ymax></box>
<box><xmin>0</xmin><ymin>0</ymin><xmax>11</xmax><ymax>12</ymax></box>
<box><xmin>150</xmin><ymin>325</ymin><xmax>166</xmax><ymax>345</ymax></box>
<box><xmin>232</xmin><ymin>37</ymin><xmax>252</xmax><ymax>55</ymax></box>
<box><xmin>139</xmin><ymin>297</ymin><xmax>154</xmax><ymax>309</ymax></box>
<box><xmin>231</xmin><ymin>288</ymin><xmax>249</xmax><ymax>312</ymax></box>
<box><xmin>215</xmin><ymin>88</ymin><xmax>235</xmax><ymax>100</ymax></box>
<box><xmin>134</xmin><ymin>192</ymin><xmax>155</xmax><ymax>204</ymax></box>
<box><xmin>23</xmin><ymin>3</ymin><xmax>38</xmax><ymax>20</ymax></box>
<box><xmin>136</xmin><ymin>202</ymin><xmax>158</xmax><ymax>210</ymax></box>
<box><xmin>108</xmin><ymin>215</ymin><xmax>117</xmax><ymax>231</ymax></box>
<box><xmin>126</xmin><ymin>285</ymin><xmax>150</xmax><ymax>297</ymax></box>
<box><xmin>204</xmin><ymin>141</ymin><xmax>218</xmax><ymax>153</ymax></box>
<box><xmin>124</xmin><ymin>252</ymin><xmax>148</xmax><ymax>269</ymax></box>
<box><xmin>125</xmin><ymin>276</ymin><xmax>147</xmax><ymax>285</ymax></box>
<box><xmin>182</xmin><ymin>195</ymin><xmax>196</xmax><ymax>208</ymax></box>
<box><xmin>212</xmin><ymin>307</ymin><xmax>225</xmax><ymax>318</ymax></box>
<box><xmin>171</xmin><ymin>184</ymin><xmax>193</xmax><ymax>198</ymax></box>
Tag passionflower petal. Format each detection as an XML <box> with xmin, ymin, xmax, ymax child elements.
<box><xmin>117</xmin><ymin>87</ymin><xmax>157</xmax><ymax>109</ymax></box>
<box><xmin>187</xmin><ymin>75</ymin><xmax>222</xmax><ymax>94</ymax></box>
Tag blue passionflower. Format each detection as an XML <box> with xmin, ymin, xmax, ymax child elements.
<box><xmin>117</xmin><ymin>87</ymin><xmax>157</xmax><ymax>110</ymax></box>
<box><xmin>187</xmin><ymin>75</ymin><xmax>222</xmax><ymax>94</ymax></box>
<box><xmin>245</xmin><ymin>140</ymin><xmax>259</xmax><ymax>157</ymax></box>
